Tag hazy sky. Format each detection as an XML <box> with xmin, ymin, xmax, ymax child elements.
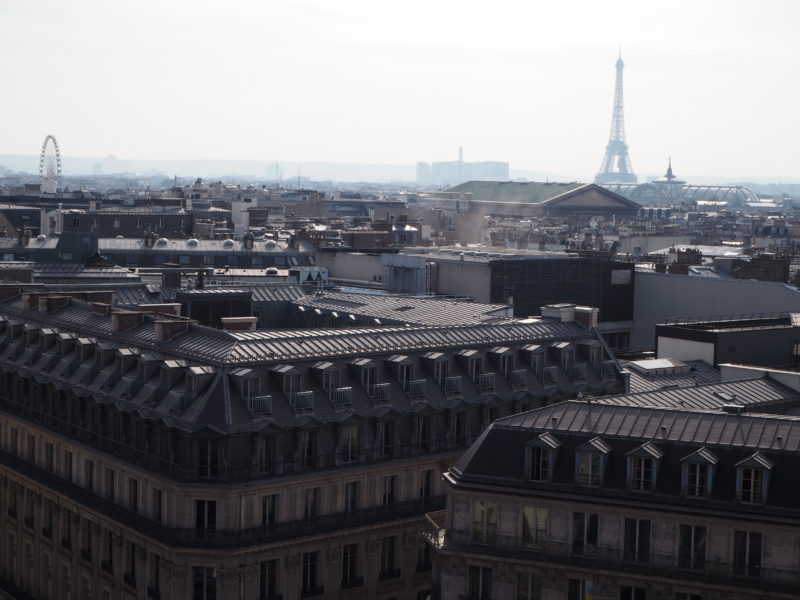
<box><xmin>2</xmin><ymin>0</ymin><xmax>799</xmax><ymax>180</ymax></box>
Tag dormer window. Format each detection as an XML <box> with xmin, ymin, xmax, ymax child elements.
<box><xmin>736</xmin><ymin>452</ymin><xmax>773</xmax><ymax>504</ymax></box>
<box><xmin>526</xmin><ymin>433</ymin><xmax>560</xmax><ymax>482</ymax></box>
<box><xmin>626</xmin><ymin>442</ymin><xmax>663</xmax><ymax>492</ymax></box>
<box><xmin>575</xmin><ymin>437</ymin><xmax>610</xmax><ymax>487</ymax></box>
<box><xmin>681</xmin><ymin>447</ymin><xmax>719</xmax><ymax>499</ymax></box>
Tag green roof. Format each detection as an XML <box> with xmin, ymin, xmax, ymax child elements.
<box><xmin>446</xmin><ymin>180</ymin><xmax>586</xmax><ymax>204</ymax></box>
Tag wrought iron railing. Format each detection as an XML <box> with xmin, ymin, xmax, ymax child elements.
<box><xmin>289</xmin><ymin>390</ymin><xmax>314</xmax><ymax>412</ymax></box>
<box><xmin>476</xmin><ymin>372</ymin><xmax>495</xmax><ymax>393</ymax></box>
<box><xmin>438</xmin><ymin>376</ymin><xmax>462</xmax><ymax>396</ymax></box>
<box><xmin>329</xmin><ymin>386</ymin><xmax>352</xmax><ymax>407</ymax></box>
<box><xmin>403</xmin><ymin>379</ymin><xmax>426</xmax><ymax>400</ymax></box>
<box><xmin>510</xmin><ymin>369</ymin><xmax>527</xmax><ymax>390</ymax></box>
<box><xmin>247</xmin><ymin>395</ymin><xmax>273</xmax><ymax>416</ymax></box>
<box><xmin>368</xmin><ymin>382</ymin><xmax>391</xmax><ymax>404</ymax></box>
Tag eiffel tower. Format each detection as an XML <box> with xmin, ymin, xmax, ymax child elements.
<box><xmin>595</xmin><ymin>51</ymin><xmax>637</xmax><ymax>183</ymax></box>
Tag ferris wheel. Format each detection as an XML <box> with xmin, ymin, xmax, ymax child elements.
<box><xmin>39</xmin><ymin>135</ymin><xmax>62</xmax><ymax>193</ymax></box>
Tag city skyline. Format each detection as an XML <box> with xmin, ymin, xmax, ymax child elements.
<box><xmin>1</xmin><ymin>0</ymin><xmax>799</xmax><ymax>181</ymax></box>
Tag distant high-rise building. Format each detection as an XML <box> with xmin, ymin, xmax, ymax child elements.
<box><xmin>417</xmin><ymin>149</ymin><xmax>509</xmax><ymax>186</ymax></box>
<box><xmin>595</xmin><ymin>52</ymin><xmax>637</xmax><ymax>184</ymax></box>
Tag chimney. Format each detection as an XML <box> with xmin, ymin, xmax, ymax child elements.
<box><xmin>91</xmin><ymin>302</ymin><xmax>110</xmax><ymax>314</ymax></box>
<box><xmin>574</xmin><ymin>306</ymin><xmax>599</xmax><ymax>329</ymax></box>
<box><xmin>138</xmin><ymin>303</ymin><xmax>182</xmax><ymax>317</ymax></box>
<box><xmin>0</xmin><ymin>285</ymin><xmax>23</xmax><ymax>302</ymax></box>
<box><xmin>111</xmin><ymin>310</ymin><xmax>145</xmax><ymax>332</ymax></box>
<box><xmin>162</xmin><ymin>270</ymin><xmax>182</xmax><ymax>289</ymax></box>
<box><xmin>144</xmin><ymin>231</ymin><xmax>156</xmax><ymax>248</ymax></box>
<box><xmin>154</xmin><ymin>319</ymin><xmax>194</xmax><ymax>342</ymax></box>
<box><xmin>38</xmin><ymin>295</ymin><xmax>71</xmax><ymax>313</ymax></box>
<box><xmin>80</xmin><ymin>291</ymin><xmax>116</xmax><ymax>305</ymax></box>
<box><xmin>654</xmin><ymin>263</ymin><xmax>667</xmax><ymax>273</ymax></box>
<box><xmin>243</xmin><ymin>231</ymin><xmax>254</xmax><ymax>250</ymax></box>
<box><xmin>221</xmin><ymin>316</ymin><xmax>258</xmax><ymax>331</ymax></box>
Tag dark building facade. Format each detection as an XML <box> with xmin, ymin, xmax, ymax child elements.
<box><xmin>490</xmin><ymin>258</ymin><xmax>634</xmax><ymax>345</ymax></box>
<box><xmin>0</xmin><ymin>292</ymin><xmax>624</xmax><ymax>600</ymax></box>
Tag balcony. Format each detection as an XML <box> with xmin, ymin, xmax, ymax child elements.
<box><xmin>120</xmin><ymin>376</ymin><xmax>144</xmax><ymax>396</ymax></box>
<box><xmin>340</xmin><ymin>576</ymin><xmax>364</xmax><ymax>590</ymax></box>
<box><xmin>476</xmin><ymin>372</ymin><xmax>495</xmax><ymax>394</ymax></box>
<box><xmin>570</xmin><ymin>364</ymin><xmax>588</xmax><ymax>381</ymax></box>
<box><xmin>64</xmin><ymin>357</ymin><xmax>83</xmax><ymax>377</ymax></box>
<box><xmin>247</xmin><ymin>395</ymin><xmax>273</xmax><ymax>417</ymax></box>
<box><xmin>600</xmin><ymin>360</ymin><xmax>616</xmax><ymax>379</ymax></box>
<box><xmin>289</xmin><ymin>391</ymin><xmax>314</xmax><ymax>412</ymax></box>
<box><xmin>368</xmin><ymin>382</ymin><xmax>391</xmax><ymax>405</ymax></box>
<box><xmin>378</xmin><ymin>569</ymin><xmax>401</xmax><ymax>581</ymax></box>
<box><xmin>329</xmin><ymin>387</ymin><xmax>353</xmax><ymax>408</ymax></box>
<box><xmin>438</xmin><ymin>376</ymin><xmax>462</xmax><ymax>397</ymax></box>
<box><xmin>300</xmin><ymin>585</ymin><xmax>324</xmax><ymax>598</ymax></box>
<box><xmin>540</xmin><ymin>366</ymin><xmax>558</xmax><ymax>385</ymax></box>
<box><xmin>403</xmin><ymin>379</ymin><xmax>426</xmax><ymax>401</ymax></box>
<box><xmin>509</xmin><ymin>369</ymin><xmax>527</xmax><ymax>390</ymax></box>
<box><xmin>427</xmin><ymin>529</ymin><xmax>800</xmax><ymax>595</ymax></box>
<box><xmin>42</xmin><ymin>352</ymin><xmax>60</xmax><ymax>371</ymax></box>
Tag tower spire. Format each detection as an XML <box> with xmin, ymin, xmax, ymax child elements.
<box><xmin>595</xmin><ymin>51</ymin><xmax>637</xmax><ymax>184</ymax></box>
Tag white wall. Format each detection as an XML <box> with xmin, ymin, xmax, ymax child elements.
<box><xmin>633</xmin><ymin>272</ymin><xmax>800</xmax><ymax>349</ymax></box>
<box><xmin>657</xmin><ymin>337</ymin><xmax>715</xmax><ymax>364</ymax></box>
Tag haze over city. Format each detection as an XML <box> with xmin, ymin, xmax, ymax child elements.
<box><xmin>2</xmin><ymin>0</ymin><xmax>799</xmax><ymax>181</ymax></box>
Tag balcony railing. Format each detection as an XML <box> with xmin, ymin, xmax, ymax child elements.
<box><xmin>541</xmin><ymin>366</ymin><xmax>558</xmax><ymax>385</ymax></box>
<box><xmin>570</xmin><ymin>364</ymin><xmax>588</xmax><ymax>381</ymax></box>
<box><xmin>121</xmin><ymin>376</ymin><xmax>144</xmax><ymax>397</ymax></box>
<box><xmin>247</xmin><ymin>395</ymin><xmax>273</xmax><ymax>417</ymax></box>
<box><xmin>403</xmin><ymin>379</ymin><xmax>426</xmax><ymax>401</ymax></box>
<box><xmin>600</xmin><ymin>360</ymin><xmax>616</xmax><ymax>379</ymax></box>
<box><xmin>329</xmin><ymin>386</ymin><xmax>353</xmax><ymax>407</ymax></box>
<box><xmin>427</xmin><ymin>529</ymin><xmax>800</xmax><ymax>594</ymax></box>
<box><xmin>438</xmin><ymin>376</ymin><xmax>462</xmax><ymax>396</ymax></box>
<box><xmin>510</xmin><ymin>369</ymin><xmax>527</xmax><ymax>390</ymax></box>
<box><xmin>289</xmin><ymin>391</ymin><xmax>314</xmax><ymax>412</ymax></box>
<box><xmin>368</xmin><ymin>382</ymin><xmax>391</xmax><ymax>404</ymax></box>
<box><xmin>476</xmin><ymin>372</ymin><xmax>495</xmax><ymax>394</ymax></box>
<box><xmin>0</xmin><ymin>444</ymin><xmax>445</xmax><ymax>550</ymax></box>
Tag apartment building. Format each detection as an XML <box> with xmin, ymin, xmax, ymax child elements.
<box><xmin>0</xmin><ymin>292</ymin><xmax>622</xmax><ymax>600</ymax></box>
<box><xmin>427</xmin><ymin>393</ymin><xmax>800</xmax><ymax>600</ymax></box>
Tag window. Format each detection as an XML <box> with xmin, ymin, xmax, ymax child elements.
<box><xmin>152</xmin><ymin>488</ymin><xmax>163</xmax><ymax>524</ymax></box>
<box><xmin>195</xmin><ymin>500</ymin><xmax>217</xmax><ymax>531</ymax></box>
<box><xmin>378</xmin><ymin>420</ymin><xmax>395</xmax><ymax>457</ymax></box>
<box><xmin>298</xmin><ymin>430</ymin><xmax>316</xmax><ymax>468</ymax></box>
<box><xmin>301</xmin><ymin>551</ymin><xmax>320</xmax><ymax>596</ymax></box>
<box><xmin>568</xmin><ymin>579</ymin><xmax>592</xmax><ymax>600</ymax></box>
<box><xmin>678</xmin><ymin>524</ymin><xmax>707</xmax><ymax>570</ymax></box>
<box><xmin>105</xmin><ymin>468</ymin><xmax>116</xmax><ymax>500</ymax></box>
<box><xmin>102</xmin><ymin>530</ymin><xmax>114</xmax><ymax>573</ymax></box>
<box><xmin>198</xmin><ymin>439</ymin><xmax>219</xmax><ymax>478</ymax></box>
<box><xmin>257</xmin><ymin>435</ymin><xmax>277</xmax><ymax>474</ymax></box>
<box><xmin>129</xmin><ymin>477</ymin><xmax>139</xmax><ymax>513</ymax></box>
<box><xmin>414</xmin><ymin>415</ymin><xmax>431</xmax><ymax>452</ymax></box>
<box><xmin>419</xmin><ymin>469</ymin><xmax>433</xmax><ymax>499</ymax></box>
<box><xmin>304</xmin><ymin>488</ymin><xmax>320</xmax><ymax>520</ymax></box>
<box><xmin>733</xmin><ymin>530</ymin><xmax>762</xmax><ymax>577</ymax></box>
<box><xmin>261</xmin><ymin>493</ymin><xmax>279</xmax><ymax>526</ymax></box>
<box><xmin>416</xmin><ymin>538</ymin><xmax>432</xmax><ymax>573</ymax></box>
<box><xmin>344</xmin><ymin>482</ymin><xmax>359</xmax><ymax>512</ymax></box>
<box><xmin>45</xmin><ymin>442</ymin><xmax>54</xmax><ymax>471</ymax></box>
<box><xmin>630</xmin><ymin>457</ymin><xmax>654</xmax><ymax>491</ymax></box>
<box><xmin>322</xmin><ymin>369</ymin><xmax>340</xmax><ymax>391</ymax></box>
<box><xmin>623</xmin><ymin>518</ymin><xmax>650</xmax><ymax>564</ymax></box>
<box><xmin>382</xmin><ymin>475</ymin><xmax>397</xmax><ymax>506</ymax></box>
<box><xmin>380</xmin><ymin>536</ymin><xmax>398</xmax><ymax>579</ymax></box>
<box><xmin>521</xmin><ymin>506</ymin><xmax>547</xmax><ymax>548</ymax></box>
<box><xmin>620</xmin><ymin>587</ymin><xmax>646</xmax><ymax>600</ymax></box>
<box><xmin>468</xmin><ymin>566</ymin><xmax>492</xmax><ymax>600</ymax></box>
<box><xmin>453</xmin><ymin>411</ymin><xmax>468</xmax><ymax>446</ymax></box>
<box><xmin>571</xmin><ymin>512</ymin><xmax>598</xmax><ymax>556</ymax></box>
<box><xmin>84</xmin><ymin>459</ymin><xmax>94</xmax><ymax>492</ymax></box>
<box><xmin>61</xmin><ymin>509</ymin><xmax>72</xmax><ymax>549</ymax></box>
<box><xmin>517</xmin><ymin>572</ymin><xmax>539</xmax><ymax>600</ymax></box>
<box><xmin>342</xmin><ymin>543</ymin><xmax>360</xmax><ymax>586</ymax></box>
<box><xmin>192</xmin><ymin>566</ymin><xmax>216</xmax><ymax>600</ymax></box>
<box><xmin>64</xmin><ymin>450</ymin><xmax>73</xmax><ymax>482</ymax></box>
<box><xmin>681</xmin><ymin>448</ymin><xmax>718</xmax><ymax>498</ymax></box>
<box><xmin>361</xmin><ymin>365</ymin><xmax>377</xmax><ymax>389</ymax></box>
<box><xmin>26</xmin><ymin>434</ymin><xmax>35</xmax><ymax>462</ymax></box>
<box><xmin>24</xmin><ymin>490</ymin><xmax>34</xmax><ymax>528</ymax></box>
<box><xmin>125</xmin><ymin>541</ymin><xmax>137</xmax><ymax>586</ymax></box>
<box><xmin>530</xmin><ymin>446</ymin><xmax>549</xmax><ymax>481</ymax></box>
<box><xmin>339</xmin><ymin>424</ymin><xmax>358</xmax><ymax>464</ymax></box>
<box><xmin>81</xmin><ymin>520</ymin><xmax>92</xmax><ymax>561</ymax></box>
<box><xmin>472</xmin><ymin>500</ymin><xmax>497</xmax><ymax>545</ymax></box>
<box><xmin>685</xmin><ymin>463</ymin><xmax>709</xmax><ymax>497</ymax></box>
<box><xmin>578</xmin><ymin>451</ymin><xmax>601</xmax><ymax>486</ymax></box>
<box><xmin>260</xmin><ymin>559</ymin><xmax>278</xmax><ymax>599</ymax></box>
<box><xmin>149</xmin><ymin>554</ymin><xmax>161</xmax><ymax>596</ymax></box>
<box><xmin>43</xmin><ymin>499</ymin><xmax>54</xmax><ymax>538</ymax></box>
<box><xmin>500</xmin><ymin>354</ymin><xmax>514</xmax><ymax>378</ymax></box>
<box><xmin>740</xmin><ymin>468</ymin><xmax>764</xmax><ymax>503</ymax></box>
